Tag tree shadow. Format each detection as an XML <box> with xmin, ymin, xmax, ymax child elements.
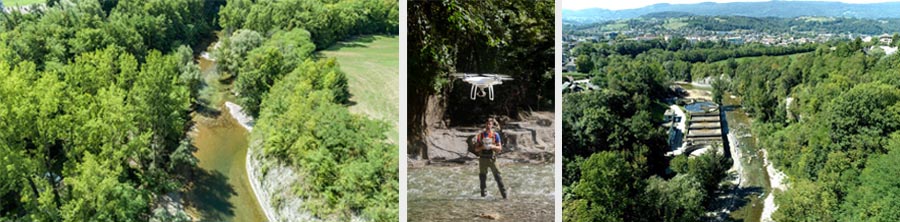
<box><xmin>720</xmin><ymin>112</ymin><xmax>732</xmax><ymax>160</ymax></box>
<box><xmin>706</xmin><ymin>184</ymin><xmax>763</xmax><ymax>222</ymax></box>
<box><xmin>186</xmin><ymin>168</ymin><xmax>236</xmax><ymax>221</ymax></box>
<box><xmin>324</xmin><ymin>35</ymin><xmax>388</xmax><ymax>51</ymax></box>
<box><xmin>721</xmin><ymin>105</ymin><xmax>742</xmax><ymax>112</ymax></box>
<box><xmin>344</xmin><ymin>92</ymin><xmax>358</xmax><ymax>107</ymax></box>
<box><xmin>731</xmin><ymin>186</ymin><xmax>764</xmax><ymax>210</ymax></box>
<box><xmin>195</xmin><ymin>101</ymin><xmax>222</xmax><ymax>118</ymax></box>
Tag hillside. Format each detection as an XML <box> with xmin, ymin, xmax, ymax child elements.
<box><xmin>567</xmin><ymin>15</ymin><xmax>900</xmax><ymax>35</ymax></box>
<box><xmin>564</xmin><ymin>1</ymin><xmax>900</xmax><ymax>23</ymax></box>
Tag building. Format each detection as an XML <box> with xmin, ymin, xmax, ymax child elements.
<box><xmin>564</xmin><ymin>79</ymin><xmax>599</xmax><ymax>92</ymax></box>
<box><xmin>879</xmin><ymin>34</ymin><xmax>893</xmax><ymax>45</ymax></box>
<box><xmin>725</xmin><ymin>36</ymin><xmax>743</xmax><ymax>45</ymax></box>
<box><xmin>682</xmin><ymin>107</ymin><xmax>724</xmax><ymax>157</ymax></box>
<box><xmin>564</xmin><ymin>62</ymin><xmax>576</xmax><ymax>73</ymax></box>
<box><xmin>607</xmin><ymin>32</ymin><xmax>618</xmax><ymax>40</ymax></box>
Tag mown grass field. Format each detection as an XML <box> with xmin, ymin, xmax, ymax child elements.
<box><xmin>663</xmin><ymin>18</ymin><xmax>689</xmax><ymax>30</ymax></box>
<box><xmin>321</xmin><ymin>35</ymin><xmax>399</xmax><ymax>142</ymax></box>
<box><xmin>3</xmin><ymin>0</ymin><xmax>44</xmax><ymax>6</ymax></box>
<box><xmin>601</xmin><ymin>22</ymin><xmax>629</xmax><ymax>31</ymax></box>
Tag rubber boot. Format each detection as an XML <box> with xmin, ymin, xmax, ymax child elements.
<box><xmin>494</xmin><ymin>173</ymin><xmax>507</xmax><ymax>199</ymax></box>
<box><xmin>479</xmin><ymin>174</ymin><xmax>487</xmax><ymax>197</ymax></box>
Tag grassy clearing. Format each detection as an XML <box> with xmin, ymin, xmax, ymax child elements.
<box><xmin>799</xmin><ymin>16</ymin><xmax>836</xmax><ymax>22</ymax></box>
<box><xmin>601</xmin><ymin>23</ymin><xmax>628</xmax><ymax>31</ymax></box>
<box><xmin>320</xmin><ymin>35</ymin><xmax>399</xmax><ymax>142</ymax></box>
<box><xmin>650</xmin><ymin>101</ymin><xmax>670</xmax><ymax>122</ymax></box>
<box><xmin>664</xmin><ymin>18</ymin><xmax>689</xmax><ymax>30</ymax></box>
<box><xmin>3</xmin><ymin>0</ymin><xmax>44</xmax><ymax>6</ymax></box>
<box><xmin>563</xmin><ymin>72</ymin><xmax>590</xmax><ymax>80</ymax></box>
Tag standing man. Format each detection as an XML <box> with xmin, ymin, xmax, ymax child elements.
<box><xmin>475</xmin><ymin>117</ymin><xmax>507</xmax><ymax>199</ymax></box>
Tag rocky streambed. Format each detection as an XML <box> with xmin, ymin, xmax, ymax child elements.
<box><xmin>409</xmin><ymin>112</ymin><xmax>555</xmax><ymax>167</ymax></box>
<box><xmin>407</xmin><ymin>112</ymin><xmax>555</xmax><ymax>221</ymax></box>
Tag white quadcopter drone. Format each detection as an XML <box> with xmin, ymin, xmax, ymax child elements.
<box><xmin>450</xmin><ymin>73</ymin><xmax>514</xmax><ymax>100</ymax></box>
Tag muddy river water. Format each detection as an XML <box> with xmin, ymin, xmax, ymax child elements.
<box><xmin>184</xmin><ymin>33</ymin><xmax>268</xmax><ymax>222</ymax></box>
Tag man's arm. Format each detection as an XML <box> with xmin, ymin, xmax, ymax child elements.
<box><xmin>473</xmin><ymin>134</ymin><xmax>484</xmax><ymax>152</ymax></box>
<box><xmin>492</xmin><ymin>134</ymin><xmax>502</xmax><ymax>152</ymax></box>
<box><xmin>491</xmin><ymin>143</ymin><xmax>502</xmax><ymax>152</ymax></box>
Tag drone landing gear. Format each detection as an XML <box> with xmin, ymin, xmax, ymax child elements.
<box><xmin>488</xmin><ymin>85</ymin><xmax>494</xmax><ymax>101</ymax></box>
<box><xmin>470</xmin><ymin>86</ymin><xmax>495</xmax><ymax>101</ymax></box>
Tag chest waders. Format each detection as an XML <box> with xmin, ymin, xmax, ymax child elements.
<box><xmin>478</xmin><ymin>133</ymin><xmax>507</xmax><ymax>199</ymax></box>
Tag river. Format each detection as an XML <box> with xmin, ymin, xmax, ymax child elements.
<box><xmin>675</xmin><ymin>83</ymin><xmax>773</xmax><ymax>222</ymax></box>
<box><xmin>407</xmin><ymin>164</ymin><xmax>554</xmax><ymax>222</ymax></box>
<box><xmin>184</xmin><ymin>33</ymin><xmax>268</xmax><ymax>222</ymax></box>
<box><xmin>721</xmin><ymin>93</ymin><xmax>770</xmax><ymax>222</ymax></box>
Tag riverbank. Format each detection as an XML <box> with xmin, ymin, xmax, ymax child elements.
<box><xmin>707</xmin><ymin>111</ymin><xmax>748</xmax><ymax>220</ymax></box>
<box><xmin>720</xmin><ymin>92</ymin><xmax>789</xmax><ymax>222</ymax></box>
<box><xmin>229</xmin><ymin>102</ymin><xmax>361</xmax><ymax>221</ymax></box>
<box><xmin>186</xmin><ymin>108</ymin><xmax>266</xmax><ymax>221</ymax></box>
<box><xmin>225</xmin><ymin>102</ymin><xmax>254</xmax><ymax>131</ymax></box>
<box><xmin>223</xmin><ymin>102</ymin><xmax>277</xmax><ymax>222</ymax></box>
<box><xmin>760</xmin><ymin>149</ymin><xmax>788</xmax><ymax>222</ymax></box>
<box><xmin>727</xmin><ymin>131</ymin><xmax>745</xmax><ymax>186</ymax></box>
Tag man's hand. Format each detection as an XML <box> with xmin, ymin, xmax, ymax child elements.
<box><xmin>491</xmin><ymin>144</ymin><xmax>502</xmax><ymax>153</ymax></box>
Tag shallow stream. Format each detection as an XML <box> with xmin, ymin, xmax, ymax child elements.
<box><xmin>722</xmin><ymin>94</ymin><xmax>769</xmax><ymax>222</ymax></box>
<box><xmin>184</xmin><ymin>32</ymin><xmax>267</xmax><ymax>222</ymax></box>
<box><xmin>408</xmin><ymin>164</ymin><xmax>554</xmax><ymax>222</ymax></box>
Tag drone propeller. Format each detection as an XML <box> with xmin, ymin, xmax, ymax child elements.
<box><xmin>451</xmin><ymin>73</ymin><xmax>513</xmax><ymax>80</ymax></box>
<box><xmin>450</xmin><ymin>73</ymin><xmax>479</xmax><ymax>79</ymax></box>
<box><xmin>483</xmin><ymin>74</ymin><xmax>513</xmax><ymax>80</ymax></box>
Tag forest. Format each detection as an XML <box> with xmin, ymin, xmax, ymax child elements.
<box><xmin>0</xmin><ymin>0</ymin><xmax>216</xmax><ymax>221</ymax></box>
<box><xmin>0</xmin><ymin>0</ymin><xmax>398</xmax><ymax>221</ymax></box>
<box><xmin>691</xmin><ymin>41</ymin><xmax>900</xmax><ymax>221</ymax></box>
<box><xmin>571</xmin><ymin>38</ymin><xmax>819</xmax><ymax>80</ymax></box>
<box><xmin>562</xmin><ymin>52</ymin><xmax>730</xmax><ymax>221</ymax></box>
<box><xmin>407</xmin><ymin>0</ymin><xmax>554</xmax><ymax>158</ymax></box>
<box><xmin>566</xmin><ymin>25</ymin><xmax>900</xmax><ymax>220</ymax></box>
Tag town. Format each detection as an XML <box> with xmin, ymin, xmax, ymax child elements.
<box><xmin>562</xmin><ymin>15</ymin><xmax>900</xmax><ymax>73</ymax></box>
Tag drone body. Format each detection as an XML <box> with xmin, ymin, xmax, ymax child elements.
<box><xmin>451</xmin><ymin>73</ymin><xmax>513</xmax><ymax>100</ymax></box>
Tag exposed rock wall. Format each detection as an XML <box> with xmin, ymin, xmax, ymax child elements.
<box><xmin>247</xmin><ymin>143</ymin><xmax>323</xmax><ymax>222</ymax></box>
<box><xmin>233</xmin><ymin>102</ymin><xmax>365</xmax><ymax>222</ymax></box>
<box><xmin>413</xmin><ymin>111</ymin><xmax>554</xmax><ymax>166</ymax></box>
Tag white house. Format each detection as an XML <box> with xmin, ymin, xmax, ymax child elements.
<box><xmin>879</xmin><ymin>34</ymin><xmax>893</xmax><ymax>45</ymax></box>
<box><xmin>564</xmin><ymin>61</ymin><xmax>576</xmax><ymax>73</ymax></box>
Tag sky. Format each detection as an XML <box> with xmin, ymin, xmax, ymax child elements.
<box><xmin>562</xmin><ymin>0</ymin><xmax>900</xmax><ymax>10</ymax></box>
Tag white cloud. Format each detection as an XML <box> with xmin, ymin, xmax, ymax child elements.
<box><xmin>563</xmin><ymin>0</ymin><xmax>900</xmax><ymax>10</ymax></box>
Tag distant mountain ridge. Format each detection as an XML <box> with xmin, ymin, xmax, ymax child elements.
<box><xmin>564</xmin><ymin>1</ymin><xmax>900</xmax><ymax>23</ymax></box>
